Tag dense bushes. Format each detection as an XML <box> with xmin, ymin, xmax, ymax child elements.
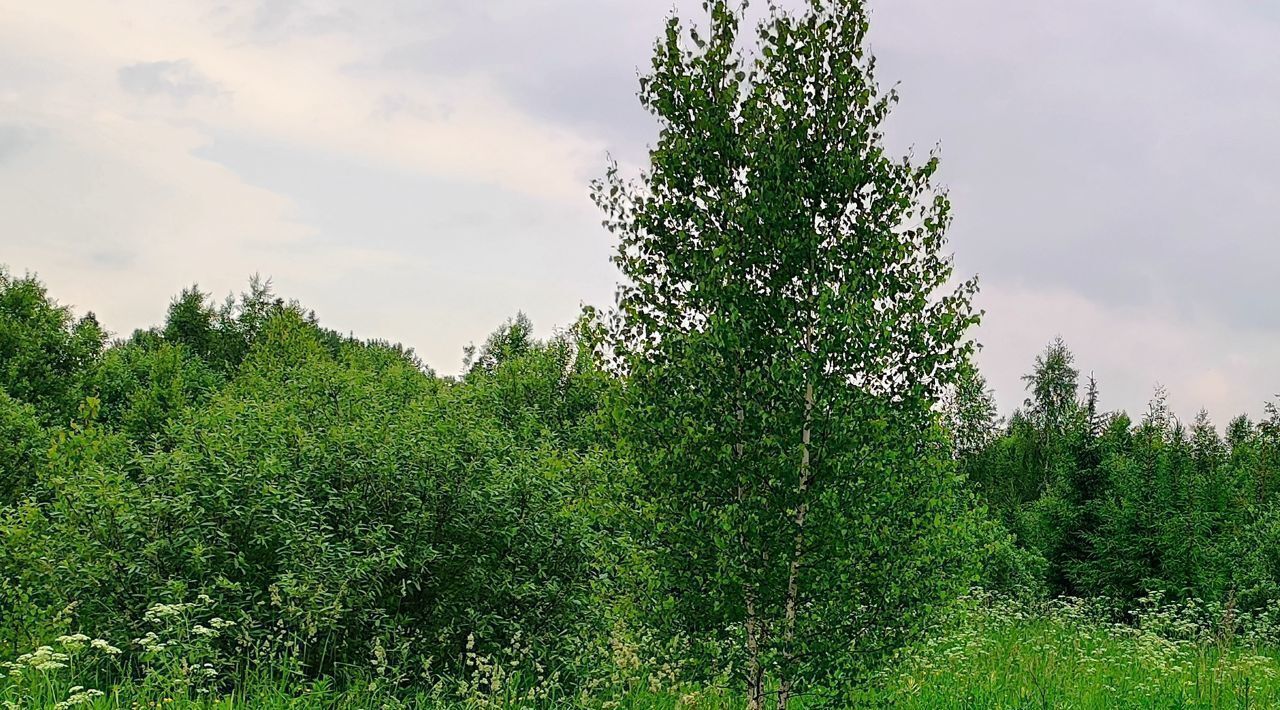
<box><xmin>0</xmin><ymin>268</ymin><xmax>104</xmax><ymax>427</ymax></box>
<box><xmin>0</xmin><ymin>276</ymin><xmax>633</xmax><ymax>700</ymax></box>
<box><xmin>4</xmin><ymin>268</ymin><xmax>1279</xmax><ymax>705</ymax></box>
<box><xmin>3</xmin><ymin>268</ymin><xmax>1280</xmax><ymax>707</ymax></box>
<box><xmin>0</xmin><ymin>390</ymin><xmax>44</xmax><ymax>505</ymax></box>
<box><xmin>86</xmin><ymin>341</ymin><xmax>223</xmax><ymax>446</ymax></box>
<box><xmin>133</xmin><ymin>313</ymin><xmax>607</xmax><ymax>678</ymax></box>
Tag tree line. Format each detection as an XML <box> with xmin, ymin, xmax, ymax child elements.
<box><xmin>951</xmin><ymin>337</ymin><xmax>1280</xmax><ymax>609</ymax></box>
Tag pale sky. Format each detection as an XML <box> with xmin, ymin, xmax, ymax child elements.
<box><xmin>2</xmin><ymin>1</ymin><xmax>1277</xmax><ymax>423</ymax></box>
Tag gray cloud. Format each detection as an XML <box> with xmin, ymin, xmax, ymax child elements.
<box><xmin>186</xmin><ymin>128</ymin><xmax>615</xmax><ymax>371</ymax></box>
<box><xmin>309</xmin><ymin>0</ymin><xmax>1279</xmax><ymax>332</ymax></box>
<box><xmin>4</xmin><ymin>0</ymin><xmax>1277</xmax><ymax>419</ymax></box>
<box><xmin>163</xmin><ymin>0</ymin><xmax>1280</xmax><ymax>414</ymax></box>
<box><xmin>869</xmin><ymin>0</ymin><xmax>1280</xmax><ymax>330</ymax></box>
<box><xmin>0</xmin><ymin>123</ymin><xmax>40</xmax><ymax>165</ymax></box>
<box><xmin>118</xmin><ymin>60</ymin><xmax>223</xmax><ymax>102</ymax></box>
<box><xmin>375</xmin><ymin>1</ymin><xmax>659</xmax><ymax>162</ymax></box>
<box><xmin>855</xmin><ymin>0</ymin><xmax>1280</xmax><ymax>415</ymax></box>
<box><xmin>246</xmin><ymin>0</ymin><xmax>358</xmax><ymax>42</ymax></box>
<box><xmin>371</xmin><ymin>93</ymin><xmax>453</xmax><ymax>123</ymax></box>
<box><xmin>87</xmin><ymin>250</ymin><xmax>136</xmax><ymax>270</ymax></box>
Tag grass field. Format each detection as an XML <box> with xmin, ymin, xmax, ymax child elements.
<box><xmin>858</xmin><ymin>593</ymin><xmax>1280</xmax><ymax>709</ymax></box>
<box><xmin>7</xmin><ymin>593</ymin><xmax>1280</xmax><ymax>708</ymax></box>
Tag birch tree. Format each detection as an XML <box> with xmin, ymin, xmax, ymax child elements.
<box><xmin>594</xmin><ymin>0</ymin><xmax>983</xmax><ymax>704</ymax></box>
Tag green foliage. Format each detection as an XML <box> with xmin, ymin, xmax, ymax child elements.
<box><xmin>0</xmin><ymin>2</ymin><xmax>1277</xmax><ymax>706</ymax></box>
<box><xmin>159</xmin><ymin>279</ymin><xmax>283</xmax><ymax>375</ymax></box>
<box><xmin>0</xmin><ymin>267</ymin><xmax>641</xmax><ymax>703</ymax></box>
<box><xmin>1</xmin><ymin>401</ymin><xmax>143</xmax><ymax>652</ymax></box>
<box><xmin>0</xmin><ymin>268</ymin><xmax>104</xmax><ymax>425</ymax></box>
<box><xmin>1021</xmin><ymin>337</ymin><xmax>1080</xmax><ymax>443</ymax></box>
<box><xmin>463</xmin><ymin>312</ymin><xmax>534</xmax><ymax>376</ymax></box>
<box><xmin>15</xmin><ymin>312</ymin><xmax>611</xmax><ymax>682</ymax></box>
<box><xmin>959</xmin><ymin>336</ymin><xmax>1280</xmax><ymax>615</ymax></box>
<box><xmin>85</xmin><ymin>341</ymin><xmax>222</xmax><ymax>446</ymax></box>
<box><xmin>593</xmin><ymin>0</ymin><xmax>983</xmax><ymax>701</ymax></box>
<box><xmin>0</xmin><ymin>389</ymin><xmax>45</xmax><ymax>504</ymax></box>
<box><xmin>944</xmin><ymin>358</ymin><xmax>1000</xmax><ymax>460</ymax></box>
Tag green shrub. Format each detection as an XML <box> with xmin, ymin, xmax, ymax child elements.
<box><xmin>0</xmin><ymin>390</ymin><xmax>45</xmax><ymax>505</ymax></box>
<box><xmin>0</xmin><ymin>268</ymin><xmax>104</xmax><ymax>426</ymax></box>
<box><xmin>4</xmin><ymin>310</ymin><xmax>622</xmax><ymax>697</ymax></box>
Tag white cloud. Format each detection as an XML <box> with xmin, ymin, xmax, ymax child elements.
<box><xmin>975</xmin><ymin>284</ymin><xmax>1280</xmax><ymax>423</ymax></box>
<box><xmin>0</xmin><ymin>1</ymin><xmax>605</xmax><ymax>202</ymax></box>
<box><xmin>0</xmin><ymin>0</ymin><xmax>1276</xmax><ymax>410</ymax></box>
<box><xmin>118</xmin><ymin>60</ymin><xmax>224</xmax><ymax>102</ymax></box>
<box><xmin>0</xmin><ymin>94</ymin><xmax>397</xmax><ymax>337</ymax></box>
<box><xmin>0</xmin><ymin>0</ymin><xmax>614</xmax><ymax>369</ymax></box>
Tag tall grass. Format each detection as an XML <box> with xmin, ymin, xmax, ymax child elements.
<box><xmin>858</xmin><ymin>591</ymin><xmax>1280</xmax><ymax>709</ymax></box>
<box><xmin>10</xmin><ymin>591</ymin><xmax>1280</xmax><ymax>708</ymax></box>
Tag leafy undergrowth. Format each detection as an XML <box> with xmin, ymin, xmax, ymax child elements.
<box><xmin>0</xmin><ymin>599</ymin><xmax>728</xmax><ymax>709</ymax></box>
<box><xmin>11</xmin><ymin>592</ymin><xmax>1280</xmax><ymax>708</ymax></box>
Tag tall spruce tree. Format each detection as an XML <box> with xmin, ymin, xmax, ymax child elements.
<box><xmin>1083</xmin><ymin>371</ymin><xmax>1102</xmax><ymax>437</ymax></box>
<box><xmin>594</xmin><ymin>1</ymin><xmax>981</xmax><ymax>704</ymax></box>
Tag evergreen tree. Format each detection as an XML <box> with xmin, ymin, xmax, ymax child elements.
<box><xmin>1083</xmin><ymin>371</ymin><xmax>1103</xmax><ymax>437</ymax></box>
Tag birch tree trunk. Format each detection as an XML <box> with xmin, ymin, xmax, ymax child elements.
<box><xmin>777</xmin><ymin>380</ymin><xmax>814</xmax><ymax>709</ymax></box>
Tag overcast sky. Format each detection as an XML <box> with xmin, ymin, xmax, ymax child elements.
<box><xmin>2</xmin><ymin>0</ymin><xmax>1277</xmax><ymax>422</ymax></box>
